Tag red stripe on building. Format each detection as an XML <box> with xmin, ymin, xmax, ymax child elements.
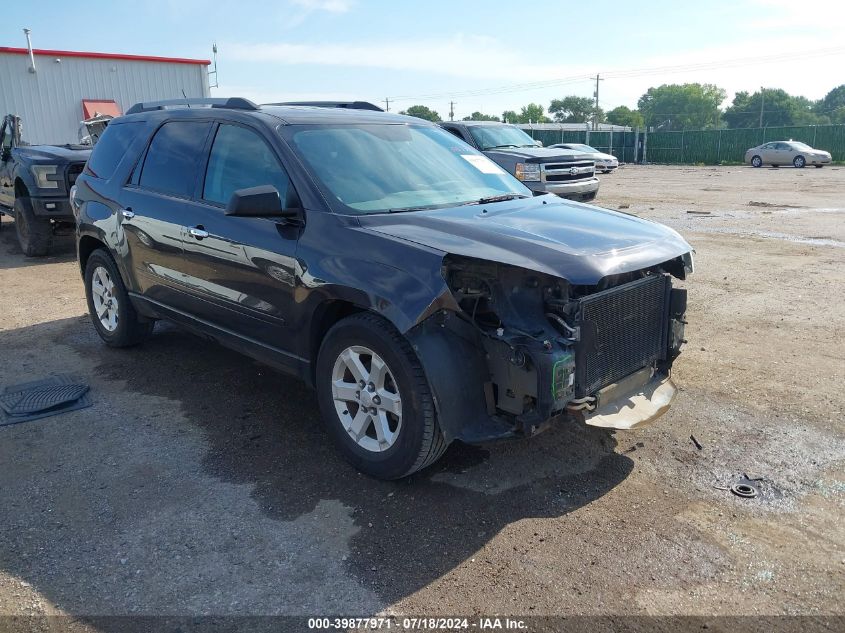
<box><xmin>0</xmin><ymin>46</ymin><xmax>210</xmax><ymax>66</ymax></box>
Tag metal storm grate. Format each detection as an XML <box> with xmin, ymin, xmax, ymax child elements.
<box><xmin>576</xmin><ymin>274</ymin><xmax>670</xmax><ymax>395</ymax></box>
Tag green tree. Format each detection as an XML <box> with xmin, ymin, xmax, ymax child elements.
<box><xmin>516</xmin><ymin>103</ymin><xmax>551</xmax><ymax>123</ymax></box>
<box><xmin>462</xmin><ymin>111</ymin><xmax>500</xmax><ymax>121</ymax></box>
<box><xmin>637</xmin><ymin>83</ymin><xmax>726</xmax><ymax>130</ymax></box>
<box><xmin>501</xmin><ymin>110</ymin><xmax>519</xmax><ymax>123</ymax></box>
<box><xmin>548</xmin><ymin>96</ymin><xmax>602</xmax><ymax>123</ymax></box>
<box><xmin>819</xmin><ymin>84</ymin><xmax>845</xmax><ymax>124</ymax></box>
<box><xmin>723</xmin><ymin>89</ymin><xmax>827</xmax><ymax>128</ymax></box>
<box><xmin>399</xmin><ymin>105</ymin><xmax>441</xmax><ymax>122</ymax></box>
<box><xmin>606</xmin><ymin>105</ymin><xmax>644</xmax><ymax>129</ymax></box>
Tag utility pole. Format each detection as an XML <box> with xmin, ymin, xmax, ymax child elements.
<box><xmin>759</xmin><ymin>87</ymin><xmax>764</xmax><ymax>128</ymax></box>
<box><xmin>449</xmin><ymin>101</ymin><xmax>455</xmax><ymax>121</ymax></box>
<box><xmin>591</xmin><ymin>74</ymin><xmax>603</xmax><ymax>130</ymax></box>
<box><xmin>384</xmin><ymin>97</ymin><xmax>390</xmax><ymax>112</ymax></box>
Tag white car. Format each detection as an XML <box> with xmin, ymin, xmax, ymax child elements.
<box><xmin>549</xmin><ymin>143</ymin><xmax>619</xmax><ymax>173</ymax></box>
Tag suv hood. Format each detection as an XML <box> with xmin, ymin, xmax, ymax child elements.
<box><xmin>484</xmin><ymin>147</ymin><xmax>591</xmax><ymax>163</ymax></box>
<box><xmin>14</xmin><ymin>144</ymin><xmax>92</xmax><ymax>162</ymax></box>
<box><xmin>357</xmin><ymin>196</ymin><xmax>691</xmax><ymax>285</ymax></box>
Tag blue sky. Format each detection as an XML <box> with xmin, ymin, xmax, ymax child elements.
<box><xmin>3</xmin><ymin>0</ymin><xmax>843</xmax><ymax>119</ymax></box>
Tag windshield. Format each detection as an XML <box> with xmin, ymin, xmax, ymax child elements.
<box><xmin>468</xmin><ymin>125</ymin><xmax>536</xmax><ymax>150</ymax></box>
<box><xmin>285</xmin><ymin>124</ymin><xmax>530</xmax><ymax>214</ymax></box>
<box><xmin>789</xmin><ymin>142</ymin><xmax>812</xmax><ymax>150</ymax></box>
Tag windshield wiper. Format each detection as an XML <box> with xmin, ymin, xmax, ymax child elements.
<box><xmin>461</xmin><ymin>193</ymin><xmax>531</xmax><ymax>206</ymax></box>
<box><xmin>485</xmin><ymin>144</ymin><xmax>521</xmax><ymax>149</ymax></box>
<box><xmin>385</xmin><ymin>206</ymin><xmax>435</xmax><ymax>214</ymax></box>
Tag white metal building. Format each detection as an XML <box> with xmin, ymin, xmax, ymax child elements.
<box><xmin>0</xmin><ymin>45</ymin><xmax>210</xmax><ymax>145</ymax></box>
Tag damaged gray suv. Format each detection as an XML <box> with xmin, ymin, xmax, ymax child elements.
<box><xmin>73</xmin><ymin>98</ymin><xmax>693</xmax><ymax>479</ymax></box>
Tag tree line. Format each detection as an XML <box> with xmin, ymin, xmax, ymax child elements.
<box><xmin>399</xmin><ymin>83</ymin><xmax>845</xmax><ymax>130</ymax></box>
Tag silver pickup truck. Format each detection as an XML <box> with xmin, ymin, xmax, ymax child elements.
<box><xmin>440</xmin><ymin>121</ymin><xmax>600</xmax><ymax>201</ymax></box>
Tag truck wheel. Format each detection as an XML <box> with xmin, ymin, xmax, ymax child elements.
<box><xmin>316</xmin><ymin>312</ymin><xmax>448</xmax><ymax>479</ymax></box>
<box><xmin>14</xmin><ymin>196</ymin><xmax>53</xmax><ymax>257</ymax></box>
<box><xmin>583</xmin><ymin>191</ymin><xmax>597</xmax><ymax>202</ymax></box>
<box><xmin>84</xmin><ymin>249</ymin><xmax>154</xmax><ymax>347</ymax></box>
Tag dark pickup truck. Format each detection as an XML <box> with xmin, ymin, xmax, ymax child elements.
<box><xmin>440</xmin><ymin>121</ymin><xmax>600</xmax><ymax>201</ymax></box>
<box><xmin>0</xmin><ymin>114</ymin><xmax>91</xmax><ymax>256</ymax></box>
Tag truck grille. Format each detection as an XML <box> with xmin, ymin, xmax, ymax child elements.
<box><xmin>575</xmin><ymin>274</ymin><xmax>670</xmax><ymax>395</ymax></box>
<box><xmin>66</xmin><ymin>162</ymin><xmax>85</xmax><ymax>188</ymax></box>
<box><xmin>543</xmin><ymin>161</ymin><xmax>595</xmax><ymax>183</ymax></box>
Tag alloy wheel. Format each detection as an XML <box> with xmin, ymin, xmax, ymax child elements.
<box><xmin>331</xmin><ymin>345</ymin><xmax>402</xmax><ymax>452</ymax></box>
<box><xmin>91</xmin><ymin>266</ymin><xmax>119</xmax><ymax>332</ymax></box>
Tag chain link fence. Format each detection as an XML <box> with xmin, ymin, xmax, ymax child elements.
<box><xmin>519</xmin><ymin>124</ymin><xmax>845</xmax><ymax>164</ymax></box>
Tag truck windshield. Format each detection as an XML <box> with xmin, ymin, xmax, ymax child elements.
<box><xmin>468</xmin><ymin>125</ymin><xmax>537</xmax><ymax>150</ymax></box>
<box><xmin>285</xmin><ymin>124</ymin><xmax>530</xmax><ymax>214</ymax></box>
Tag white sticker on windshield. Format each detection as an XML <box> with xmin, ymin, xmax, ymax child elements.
<box><xmin>461</xmin><ymin>154</ymin><xmax>506</xmax><ymax>174</ymax></box>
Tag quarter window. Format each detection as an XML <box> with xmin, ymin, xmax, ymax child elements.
<box><xmin>139</xmin><ymin>121</ymin><xmax>211</xmax><ymax>197</ymax></box>
<box><xmin>85</xmin><ymin>122</ymin><xmax>143</xmax><ymax>180</ymax></box>
<box><xmin>202</xmin><ymin>124</ymin><xmax>290</xmax><ymax>206</ymax></box>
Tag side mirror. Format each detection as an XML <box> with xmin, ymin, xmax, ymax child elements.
<box><xmin>225</xmin><ymin>185</ymin><xmax>301</xmax><ymax>221</ymax></box>
<box><xmin>534</xmin><ymin>140</ymin><xmax>543</xmax><ymax>147</ymax></box>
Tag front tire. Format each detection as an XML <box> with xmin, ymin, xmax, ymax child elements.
<box><xmin>793</xmin><ymin>155</ymin><xmax>806</xmax><ymax>168</ymax></box>
<box><xmin>14</xmin><ymin>196</ymin><xmax>52</xmax><ymax>257</ymax></box>
<box><xmin>84</xmin><ymin>249</ymin><xmax>153</xmax><ymax>347</ymax></box>
<box><xmin>316</xmin><ymin>312</ymin><xmax>448</xmax><ymax>479</ymax></box>
<box><xmin>750</xmin><ymin>155</ymin><xmax>762</xmax><ymax>168</ymax></box>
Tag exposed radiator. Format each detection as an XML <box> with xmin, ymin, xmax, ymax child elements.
<box><xmin>575</xmin><ymin>274</ymin><xmax>670</xmax><ymax>396</ymax></box>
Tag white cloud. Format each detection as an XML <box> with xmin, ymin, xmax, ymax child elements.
<box><xmin>748</xmin><ymin>0</ymin><xmax>845</xmax><ymax>31</ymax></box>
<box><xmin>225</xmin><ymin>35</ymin><xmax>586</xmax><ymax>83</ymax></box>
<box><xmin>290</xmin><ymin>0</ymin><xmax>354</xmax><ymax>13</ymax></box>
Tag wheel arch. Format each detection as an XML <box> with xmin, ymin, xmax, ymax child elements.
<box><xmin>14</xmin><ymin>177</ymin><xmax>29</xmax><ymax>199</ymax></box>
<box><xmin>307</xmin><ymin>299</ymin><xmax>367</xmax><ymax>386</ymax></box>
<box><xmin>78</xmin><ymin>234</ymin><xmax>108</xmax><ymax>276</ymax></box>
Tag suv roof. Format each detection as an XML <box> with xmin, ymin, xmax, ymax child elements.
<box><xmin>121</xmin><ymin>97</ymin><xmax>422</xmax><ymax>126</ymax></box>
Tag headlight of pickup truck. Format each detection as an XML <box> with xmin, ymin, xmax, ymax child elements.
<box><xmin>30</xmin><ymin>164</ymin><xmax>60</xmax><ymax>190</ymax></box>
<box><xmin>514</xmin><ymin>163</ymin><xmax>541</xmax><ymax>182</ymax></box>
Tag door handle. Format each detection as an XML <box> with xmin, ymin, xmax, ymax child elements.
<box><xmin>188</xmin><ymin>226</ymin><xmax>209</xmax><ymax>239</ymax></box>
<box><xmin>120</xmin><ymin>208</ymin><xmax>135</xmax><ymax>219</ymax></box>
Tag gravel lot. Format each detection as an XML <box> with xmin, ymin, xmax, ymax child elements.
<box><xmin>0</xmin><ymin>165</ymin><xmax>843</xmax><ymax>626</ymax></box>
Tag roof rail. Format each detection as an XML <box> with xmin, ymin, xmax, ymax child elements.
<box><xmin>266</xmin><ymin>101</ymin><xmax>384</xmax><ymax>112</ymax></box>
<box><xmin>125</xmin><ymin>97</ymin><xmax>260</xmax><ymax>115</ymax></box>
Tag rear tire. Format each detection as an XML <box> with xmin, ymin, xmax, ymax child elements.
<box><xmin>316</xmin><ymin>312</ymin><xmax>448</xmax><ymax>479</ymax></box>
<box><xmin>84</xmin><ymin>249</ymin><xmax>154</xmax><ymax>347</ymax></box>
<box><xmin>750</xmin><ymin>155</ymin><xmax>762</xmax><ymax>168</ymax></box>
<box><xmin>793</xmin><ymin>155</ymin><xmax>805</xmax><ymax>168</ymax></box>
<box><xmin>14</xmin><ymin>196</ymin><xmax>52</xmax><ymax>257</ymax></box>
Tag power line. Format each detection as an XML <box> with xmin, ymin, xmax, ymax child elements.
<box><xmin>591</xmin><ymin>74</ymin><xmax>603</xmax><ymax>130</ymax></box>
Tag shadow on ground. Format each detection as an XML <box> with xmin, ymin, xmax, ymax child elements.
<box><xmin>0</xmin><ymin>217</ymin><xmax>76</xmax><ymax>268</ymax></box>
<box><xmin>1</xmin><ymin>316</ymin><xmax>634</xmax><ymax>620</ymax></box>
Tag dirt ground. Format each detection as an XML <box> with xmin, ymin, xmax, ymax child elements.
<box><xmin>0</xmin><ymin>165</ymin><xmax>843</xmax><ymax>627</ymax></box>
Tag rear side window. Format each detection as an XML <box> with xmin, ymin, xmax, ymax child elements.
<box><xmin>85</xmin><ymin>122</ymin><xmax>142</xmax><ymax>180</ymax></box>
<box><xmin>202</xmin><ymin>124</ymin><xmax>290</xmax><ymax>205</ymax></box>
<box><xmin>139</xmin><ymin>121</ymin><xmax>211</xmax><ymax>197</ymax></box>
